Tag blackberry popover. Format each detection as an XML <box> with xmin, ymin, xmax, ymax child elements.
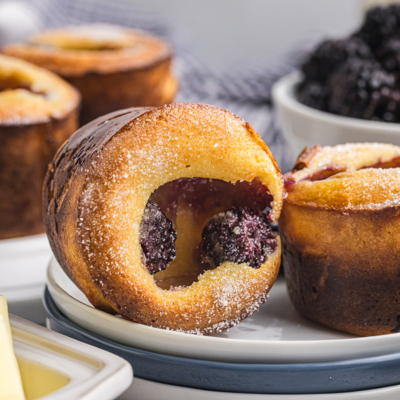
<box><xmin>43</xmin><ymin>103</ymin><xmax>284</xmax><ymax>334</ymax></box>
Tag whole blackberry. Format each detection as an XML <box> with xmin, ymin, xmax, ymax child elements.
<box><xmin>140</xmin><ymin>202</ymin><xmax>177</xmax><ymax>275</ymax></box>
<box><xmin>297</xmin><ymin>81</ymin><xmax>330</xmax><ymax>111</ymax></box>
<box><xmin>301</xmin><ymin>37</ymin><xmax>372</xmax><ymax>83</ymax></box>
<box><xmin>357</xmin><ymin>5</ymin><xmax>400</xmax><ymax>50</ymax></box>
<box><xmin>376</xmin><ymin>38</ymin><xmax>400</xmax><ymax>73</ymax></box>
<box><xmin>328</xmin><ymin>58</ymin><xmax>400</xmax><ymax>121</ymax></box>
<box><xmin>200</xmin><ymin>208</ymin><xmax>277</xmax><ymax>269</ymax></box>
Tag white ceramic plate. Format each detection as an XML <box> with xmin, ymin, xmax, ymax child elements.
<box><xmin>119</xmin><ymin>377</ymin><xmax>400</xmax><ymax>400</ymax></box>
<box><xmin>11</xmin><ymin>314</ymin><xmax>133</xmax><ymax>400</ymax></box>
<box><xmin>47</xmin><ymin>257</ymin><xmax>400</xmax><ymax>364</ymax></box>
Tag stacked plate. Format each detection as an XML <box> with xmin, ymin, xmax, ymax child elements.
<box><xmin>44</xmin><ymin>257</ymin><xmax>400</xmax><ymax>399</ymax></box>
<box><xmin>0</xmin><ymin>234</ymin><xmax>52</xmax><ymax>324</ymax></box>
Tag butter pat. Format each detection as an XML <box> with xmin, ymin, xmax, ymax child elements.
<box><xmin>0</xmin><ymin>296</ymin><xmax>25</xmax><ymax>400</ymax></box>
<box><xmin>0</xmin><ymin>296</ymin><xmax>12</xmax><ymax>345</ymax></box>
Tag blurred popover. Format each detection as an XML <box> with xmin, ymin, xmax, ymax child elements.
<box><xmin>0</xmin><ymin>54</ymin><xmax>79</xmax><ymax>239</ymax></box>
<box><xmin>280</xmin><ymin>143</ymin><xmax>400</xmax><ymax>336</ymax></box>
<box><xmin>4</xmin><ymin>24</ymin><xmax>177</xmax><ymax>125</ymax></box>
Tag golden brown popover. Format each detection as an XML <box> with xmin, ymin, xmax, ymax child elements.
<box><xmin>0</xmin><ymin>54</ymin><xmax>79</xmax><ymax>239</ymax></box>
<box><xmin>280</xmin><ymin>143</ymin><xmax>400</xmax><ymax>336</ymax></box>
<box><xmin>4</xmin><ymin>24</ymin><xmax>177</xmax><ymax>125</ymax></box>
<box><xmin>43</xmin><ymin>102</ymin><xmax>284</xmax><ymax>334</ymax></box>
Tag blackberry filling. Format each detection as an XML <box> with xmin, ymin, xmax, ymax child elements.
<box><xmin>140</xmin><ymin>178</ymin><xmax>275</xmax><ymax>289</ymax></box>
<box><xmin>200</xmin><ymin>208</ymin><xmax>276</xmax><ymax>269</ymax></box>
<box><xmin>139</xmin><ymin>202</ymin><xmax>177</xmax><ymax>275</ymax></box>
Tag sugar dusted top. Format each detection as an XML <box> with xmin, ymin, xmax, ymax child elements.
<box><xmin>4</xmin><ymin>24</ymin><xmax>172</xmax><ymax>76</ymax></box>
<box><xmin>285</xmin><ymin>143</ymin><xmax>400</xmax><ymax>211</ymax></box>
<box><xmin>0</xmin><ymin>54</ymin><xmax>79</xmax><ymax>125</ymax></box>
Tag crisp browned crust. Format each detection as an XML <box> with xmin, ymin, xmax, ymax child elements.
<box><xmin>4</xmin><ymin>24</ymin><xmax>176</xmax><ymax>125</ymax></box>
<box><xmin>292</xmin><ymin>145</ymin><xmax>322</xmax><ymax>171</ymax></box>
<box><xmin>65</xmin><ymin>57</ymin><xmax>176</xmax><ymax>125</ymax></box>
<box><xmin>0</xmin><ymin>55</ymin><xmax>79</xmax><ymax>239</ymax></box>
<box><xmin>43</xmin><ymin>102</ymin><xmax>284</xmax><ymax>333</ymax></box>
<box><xmin>280</xmin><ymin>143</ymin><xmax>400</xmax><ymax>336</ymax></box>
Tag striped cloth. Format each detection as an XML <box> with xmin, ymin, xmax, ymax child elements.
<box><xmin>20</xmin><ymin>0</ymin><xmax>305</xmax><ymax>171</ymax></box>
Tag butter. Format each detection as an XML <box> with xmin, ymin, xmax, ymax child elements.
<box><xmin>0</xmin><ymin>295</ymin><xmax>12</xmax><ymax>344</ymax></box>
<box><xmin>0</xmin><ymin>296</ymin><xmax>25</xmax><ymax>400</ymax></box>
<box><xmin>17</xmin><ymin>358</ymin><xmax>69</xmax><ymax>400</ymax></box>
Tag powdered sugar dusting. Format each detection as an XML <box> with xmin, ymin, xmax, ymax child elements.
<box><xmin>287</xmin><ymin>143</ymin><xmax>400</xmax><ymax>211</ymax></box>
<box><xmin>0</xmin><ymin>54</ymin><xmax>79</xmax><ymax>124</ymax></box>
<box><xmin>291</xmin><ymin>164</ymin><xmax>400</xmax><ymax>211</ymax></box>
<box><xmin>172</xmin><ymin>291</ymin><xmax>270</xmax><ymax>336</ymax></box>
<box><xmin>292</xmin><ymin>142</ymin><xmax>400</xmax><ymax>181</ymax></box>
<box><xmin>53</xmin><ymin>104</ymin><xmax>281</xmax><ymax>334</ymax></box>
<box><xmin>61</xmin><ymin>24</ymin><xmax>130</xmax><ymax>42</ymax></box>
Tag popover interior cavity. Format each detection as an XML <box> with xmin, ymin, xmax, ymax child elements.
<box><xmin>0</xmin><ymin>74</ymin><xmax>41</xmax><ymax>95</ymax></box>
<box><xmin>29</xmin><ymin>29</ymin><xmax>140</xmax><ymax>52</ymax></box>
<box><xmin>143</xmin><ymin>177</ymin><xmax>274</xmax><ymax>290</ymax></box>
<box><xmin>34</xmin><ymin>42</ymin><xmax>131</xmax><ymax>51</ymax></box>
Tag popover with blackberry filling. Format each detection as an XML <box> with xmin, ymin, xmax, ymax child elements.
<box><xmin>43</xmin><ymin>102</ymin><xmax>284</xmax><ymax>334</ymax></box>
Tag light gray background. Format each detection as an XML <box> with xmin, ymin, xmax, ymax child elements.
<box><xmin>0</xmin><ymin>0</ymin><xmax>387</xmax><ymax>70</ymax></box>
<box><xmin>130</xmin><ymin>0</ymin><xmax>361</xmax><ymax>69</ymax></box>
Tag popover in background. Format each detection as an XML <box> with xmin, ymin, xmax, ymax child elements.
<box><xmin>0</xmin><ymin>54</ymin><xmax>79</xmax><ymax>239</ymax></box>
<box><xmin>4</xmin><ymin>24</ymin><xmax>177</xmax><ymax>125</ymax></box>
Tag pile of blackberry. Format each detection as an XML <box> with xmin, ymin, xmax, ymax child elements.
<box><xmin>298</xmin><ymin>4</ymin><xmax>400</xmax><ymax>122</ymax></box>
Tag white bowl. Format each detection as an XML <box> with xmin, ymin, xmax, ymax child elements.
<box><xmin>46</xmin><ymin>257</ymin><xmax>400</xmax><ymax>364</ymax></box>
<box><xmin>272</xmin><ymin>72</ymin><xmax>400</xmax><ymax>163</ymax></box>
<box><xmin>11</xmin><ymin>314</ymin><xmax>133</xmax><ymax>399</ymax></box>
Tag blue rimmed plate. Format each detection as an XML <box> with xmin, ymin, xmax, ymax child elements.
<box><xmin>46</xmin><ymin>257</ymin><xmax>400</xmax><ymax>364</ymax></box>
<box><xmin>44</xmin><ymin>287</ymin><xmax>400</xmax><ymax>395</ymax></box>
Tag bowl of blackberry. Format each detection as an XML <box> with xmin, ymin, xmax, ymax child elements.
<box><xmin>273</xmin><ymin>4</ymin><xmax>400</xmax><ymax>161</ymax></box>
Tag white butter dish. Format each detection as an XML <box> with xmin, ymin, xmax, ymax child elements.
<box><xmin>10</xmin><ymin>314</ymin><xmax>133</xmax><ymax>400</ymax></box>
